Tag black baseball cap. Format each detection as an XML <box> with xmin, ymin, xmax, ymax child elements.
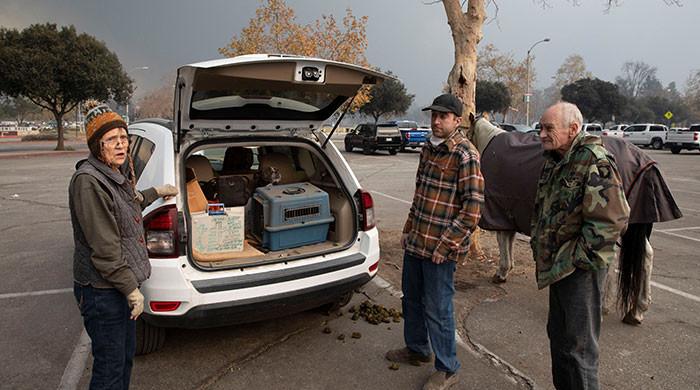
<box><xmin>422</xmin><ymin>93</ymin><xmax>463</xmax><ymax>117</ymax></box>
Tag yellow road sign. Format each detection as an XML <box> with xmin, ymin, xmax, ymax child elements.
<box><xmin>664</xmin><ymin>111</ymin><xmax>673</xmax><ymax>120</ymax></box>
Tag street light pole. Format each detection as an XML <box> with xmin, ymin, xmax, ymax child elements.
<box><xmin>126</xmin><ymin>66</ymin><xmax>149</xmax><ymax>125</ymax></box>
<box><xmin>525</xmin><ymin>38</ymin><xmax>550</xmax><ymax>127</ymax></box>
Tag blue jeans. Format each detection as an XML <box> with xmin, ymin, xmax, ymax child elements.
<box><xmin>401</xmin><ymin>252</ymin><xmax>460</xmax><ymax>373</ymax></box>
<box><xmin>74</xmin><ymin>283</ymin><xmax>136</xmax><ymax>390</ymax></box>
<box><xmin>547</xmin><ymin>267</ymin><xmax>606</xmax><ymax>390</ymax></box>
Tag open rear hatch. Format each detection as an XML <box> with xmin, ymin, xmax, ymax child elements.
<box><xmin>174</xmin><ymin>54</ymin><xmax>389</xmax><ymax>146</ymax></box>
<box><xmin>175</xmin><ymin>55</ymin><xmax>388</xmax><ymax>269</ymax></box>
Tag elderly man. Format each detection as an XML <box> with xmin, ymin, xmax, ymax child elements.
<box><xmin>531</xmin><ymin>102</ymin><xmax>629</xmax><ymax>390</ymax></box>
<box><xmin>386</xmin><ymin>93</ymin><xmax>484</xmax><ymax>390</ymax></box>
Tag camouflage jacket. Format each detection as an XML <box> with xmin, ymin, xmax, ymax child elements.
<box><xmin>530</xmin><ymin>131</ymin><xmax>630</xmax><ymax>289</ymax></box>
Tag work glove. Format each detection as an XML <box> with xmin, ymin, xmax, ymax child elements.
<box><xmin>127</xmin><ymin>288</ymin><xmax>145</xmax><ymax>320</ymax></box>
<box><xmin>154</xmin><ymin>184</ymin><xmax>178</xmax><ymax>200</ymax></box>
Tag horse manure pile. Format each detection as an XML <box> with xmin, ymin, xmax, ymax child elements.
<box><xmin>349</xmin><ymin>300</ymin><xmax>402</xmax><ymax>325</ymax></box>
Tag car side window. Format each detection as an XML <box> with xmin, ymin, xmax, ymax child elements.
<box><xmin>129</xmin><ymin>134</ymin><xmax>155</xmax><ymax>182</ymax></box>
<box><xmin>650</xmin><ymin>126</ymin><xmax>664</xmax><ymax>132</ymax></box>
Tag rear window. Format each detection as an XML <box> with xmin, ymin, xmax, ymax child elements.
<box><xmin>129</xmin><ymin>135</ymin><xmax>154</xmax><ymax>181</ymax></box>
<box><xmin>689</xmin><ymin>125</ymin><xmax>700</xmax><ymax>132</ymax></box>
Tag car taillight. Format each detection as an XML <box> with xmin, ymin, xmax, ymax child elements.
<box><xmin>695</xmin><ymin>132</ymin><xmax>699</xmax><ymax>141</ymax></box>
<box><xmin>369</xmin><ymin>260</ymin><xmax>379</xmax><ymax>273</ymax></box>
<box><xmin>602</xmin><ymin>131</ymin><xmax>608</xmax><ymax>136</ymax></box>
<box><xmin>149</xmin><ymin>301</ymin><xmax>181</xmax><ymax>312</ymax></box>
<box><xmin>357</xmin><ymin>189</ymin><xmax>376</xmax><ymax>231</ymax></box>
<box><xmin>143</xmin><ymin>205</ymin><xmax>179</xmax><ymax>258</ymax></box>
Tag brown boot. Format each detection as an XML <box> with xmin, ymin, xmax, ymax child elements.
<box><xmin>423</xmin><ymin>370</ymin><xmax>459</xmax><ymax>390</ymax></box>
<box><xmin>385</xmin><ymin>347</ymin><xmax>433</xmax><ymax>365</ymax></box>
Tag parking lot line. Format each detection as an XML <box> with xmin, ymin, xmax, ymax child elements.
<box><xmin>655</xmin><ymin>230</ymin><xmax>700</xmax><ymax>243</ymax></box>
<box><xmin>656</xmin><ymin>226</ymin><xmax>700</xmax><ymax>232</ymax></box>
<box><xmin>370</xmin><ymin>190</ymin><xmax>412</xmax><ymax>205</ymax></box>
<box><xmin>0</xmin><ymin>287</ymin><xmax>71</xmax><ymax>300</ymax></box>
<box><xmin>679</xmin><ymin>206</ymin><xmax>700</xmax><ymax>213</ymax></box>
<box><xmin>651</xmin><ymin>281</ymin><xmax>700</xmax><ymax>304</ymax></box>
<box><xmin>58</xmin><ymin>330</ymin><xmax>90</xmax><ymax>390</ymax></box>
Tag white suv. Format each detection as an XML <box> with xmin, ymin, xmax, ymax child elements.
<box><xmin>623</xmin><ymin>123</ymin><xmax>668</xmax><ymax>149</ymax></box>
<box><xmin>128</xmin><ymin>55</ymin><xmax>388</xmax><ymax>354</ymax></box>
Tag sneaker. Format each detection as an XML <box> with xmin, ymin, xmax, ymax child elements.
<box><xmin>385</xmin><ymin>347</ymin><xmax>433</xmax><ymax>365</ymax></box>
<box><xmin>423</xmin><ymin>370</ymin><xmax>459</xmax><ymax>390</ymax></box>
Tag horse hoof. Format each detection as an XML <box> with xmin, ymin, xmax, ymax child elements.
<box><xmin>491</xmin><ymin>274</ymin><xmax>507</xmax><ymax>284</ymax></box>
<box><xmin>622</xmin><ymin>312</ymin><xmax>642</xmax><ymax>326</ymax></box>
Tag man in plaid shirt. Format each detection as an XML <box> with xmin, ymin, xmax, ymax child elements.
<box><xmin>386</xmin><ymin>93</ymin><xmax>484</xmax><ymax>390</ymax></box>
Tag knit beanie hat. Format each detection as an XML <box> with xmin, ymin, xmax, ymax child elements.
<box><xmin>82</xmin><ymin>100</ymin><xmax>127</xmax><ymax>144</ymax></box>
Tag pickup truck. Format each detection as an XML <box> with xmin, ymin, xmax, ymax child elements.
<box><xmin>602</xmin><ymin>124</ymin><xmax>627</xmax><ymax>138</ymax></box>
<box><xmin>392</xmin><ymin>120</ymin><xmax>430</xmax><ymax>151</ymax></box>
<box><xmin>623</xmin><ymin>123</ymin><xmax>668</xmax><ymax>149</ymax></box>
<box><xmin>581</xmin><ymin>123</ymin><xmax>604</xmax><ymax>136</ymax></box>
<box><xmin>665</xmin><ymin>124</ymin><xmax>700</xmax><ymax>154</ymax></box>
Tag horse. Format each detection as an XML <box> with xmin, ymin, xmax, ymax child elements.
<box><xmin>465</xmin><ymin>114</ymin><xmax>683</xmax><ymax>324</ymax></box>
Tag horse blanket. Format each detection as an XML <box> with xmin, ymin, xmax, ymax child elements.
<box><xmin>478</xmin><ymin>132</ymin><xmax>682</xmax><ymax>235</ymax></box>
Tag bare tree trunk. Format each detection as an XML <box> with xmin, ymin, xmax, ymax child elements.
<box><xmin>442</xmin><ymin>0</ymin><xmax>485</xmax><ymax>130</ymax></box>
<box><xmin>54</xmin><ymin>111</ymin><xmax>65</xmax><ymax>151</ymax></box>
<box><xmin>443</xmin><ymin>0</ymin><xmax>486</xmax><ymax>260</ymax></box>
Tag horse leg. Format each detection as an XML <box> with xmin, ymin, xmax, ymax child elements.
<box><xmin>626</xmin><ymin>236</ymin><xmax>654</xmax><ymax>323</ymax></box>
<box><xmin>602</xmin><ymin>244</ymin><xmax>621</xmax><ymax>315</ymax></box>
<box><xmin>492</xmin><ymin>230</ymin><xmax>515</xmax><ymax>284</ymax></box>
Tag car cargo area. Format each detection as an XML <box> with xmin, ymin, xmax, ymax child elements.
<box><xmin>183</xmin><ymin>141</ymin><xmax>357</xmax><ymax>269</ymax></box>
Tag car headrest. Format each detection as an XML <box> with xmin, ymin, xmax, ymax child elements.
<box><xmin>185</xmin><ymin>155</ymin><xmax>214</xmax><ymax>182</ymax></box>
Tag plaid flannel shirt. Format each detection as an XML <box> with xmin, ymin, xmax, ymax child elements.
<box><xmin>403</xmin><ymin>130</ymin><xmax>484</xmax><ymax>263</ymax></box>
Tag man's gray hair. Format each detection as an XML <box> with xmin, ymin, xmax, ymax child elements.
<box><xmin>556</xmin><ymin>101</ymin><xmax>583</xmax><ymax>130</ymax></box>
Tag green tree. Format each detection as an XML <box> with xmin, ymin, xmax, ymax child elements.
<box><xmin>0</xmin><ymin>95</ymin><xmax>41</xmax><ymax>125</ymax></box>
<box><xmin>476</xmin><ymin>80</ymin><xmax>511</xmax><ymax>115</ymax></box>
<box><xmin>561</xmin><ymin>78</ymin><xmax>626</xmax><ymax>123</ymax></box>
<box><xmin>359</xmin><ymin>72</ymin><xmax>414</xmax><ymax>124</ymax></box>
<box><xmin>0</xmin><ymin>24</ymin><xmax>133</xmax><ymax>150</ymax></box>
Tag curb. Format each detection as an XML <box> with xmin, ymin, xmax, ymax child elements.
<box><xmin>0</xmin><ymin>150</ymin><xmax>88</xmax><ymax>160</ymax></box>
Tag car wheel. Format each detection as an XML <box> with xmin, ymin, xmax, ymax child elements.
<box><xmin>671</xmin><ymin>146</ymin><xmax>681</xmax><ymax>154</ymax></box>
<box><xmin>389</xmin><ymin>148</ymin><xmax>398</xmax><ymax>155</ymax></box>
<box><xmin>399</xmin><ymin>145</ymin><xmax>406</xmax><ymax>152</ymax></box>
<box><xmin>135</xmin><ymin>318</ymin><xmax>166</xmax><ymax>356</ymax></box>
<box><xmin>651</xmin><ymin>138</ymin><xmax>663</xmax><ymax>150</ymax></box>
<box><xmin>320</xmin><ymin>291</ymin><xmax>354</xmax><ymax>314</ymax></box>
<box><xmin>344</xmin><ymin>142</ymin><xmax>353</xmax><ymax>152</ymax></box>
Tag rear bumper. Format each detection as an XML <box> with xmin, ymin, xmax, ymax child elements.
<box><xmin>665</xmin><ymin>142</ymin><xmax>699</xmax><ymax>150</ymax></box>
<box><xmin>142</xmin><ymin>273</ymin><xmax>372</xmax><ymax>328</ymax></box>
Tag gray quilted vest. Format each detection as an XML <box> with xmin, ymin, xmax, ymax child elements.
<box><xmin>70</xmin><ymin>155</ymin><xmax>151</xmax><ymax>288</ymax></box>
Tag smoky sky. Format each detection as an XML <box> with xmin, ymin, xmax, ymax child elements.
<box><xmin>1</xmin><ymin>0</ymin><xmax>697</xmax><ymax>108</ymax></box>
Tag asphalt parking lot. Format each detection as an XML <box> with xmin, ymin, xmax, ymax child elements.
<box><xmin>0</xmin><ymin>140</ymin><xmax>698</xmax><ymax>389</ymax></box>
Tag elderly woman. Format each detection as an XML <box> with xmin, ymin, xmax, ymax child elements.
<box><xmin>69</xmin><ymin>101</ymin><xmax>176</xmax><ymax>389</ymax></box>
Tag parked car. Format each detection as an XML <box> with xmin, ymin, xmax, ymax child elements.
<box><xmin>623</xmin><ymin>123</ymin><xmax>668</xmax><ymax>149</ymax></box>
<box><xmin>128</xmin><ymin>54</ymin><xmax>389</xmax><ymax>354</ymax></box>
<box><xmin>389</xmin><ymin>120</ymin><xmax>430</xmax><ymax>151</ymax></box>
<box><xmin>603</xmin><ymin>124</ymin><xmax>627</xmax><ymax>138</ymax></box>
<box><xmin>498</xmin><ymin>123</ymin><xmax>533</xmax><ymax>133</ymax></box>
<box><xmin>665</xmin><ymin>124</ymin><xmax>700</xmax><ymax>154</ymax></box>
<box><xmin>344</xmin><ymin>122</ymin><xmax>402</xmax><ymax>155</ymax></box>
<box><xmin>581</xmin><ymin>123</ymin><xmax>604</xmax><ymax>136</ymax></box>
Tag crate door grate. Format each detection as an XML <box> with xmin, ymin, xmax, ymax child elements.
<box><xmin>284</xmin><ymin>204</ymin><xmax>321</xmax><ymax>221</ymax></box>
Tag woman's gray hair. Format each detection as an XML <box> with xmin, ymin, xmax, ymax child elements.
<box><xmin>556</xmin><ymin>101</ymin><xmax>583</xmax><ymax>130</ymax></box>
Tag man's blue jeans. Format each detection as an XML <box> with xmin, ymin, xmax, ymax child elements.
<box><xmin>401</xmin><ymin>252</ymin><xmax>460</xmax><ymax>373</ymax></box>
<box><xmin>547</xmin><ymin>267</ymin><xmax>606</xmax><ymax>390</ymax></box>
<box><xmin>74</xmin><ymin>283</ymin><xmax>136</xmax><ymax>390</ymax></box>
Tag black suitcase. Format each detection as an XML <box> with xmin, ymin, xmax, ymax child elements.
<box><xmin>216</xmin><ymin>175</ymin><xmax>251</xmax><ymax>207</ymax></box>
